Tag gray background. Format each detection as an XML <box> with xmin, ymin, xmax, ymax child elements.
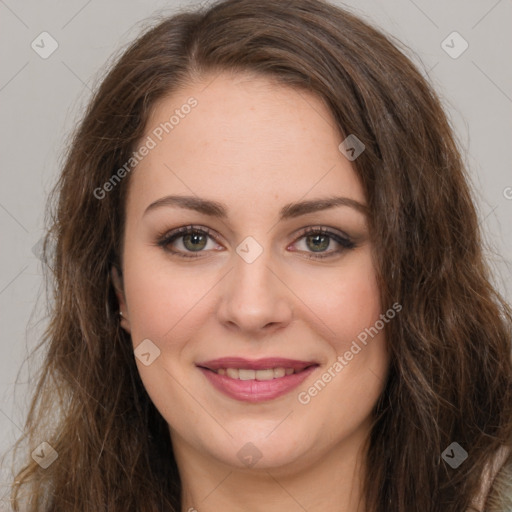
<box><xmin>0</xmin><ymin>0</ymin><xmax>511</xmax><ymax>507</ymax></box>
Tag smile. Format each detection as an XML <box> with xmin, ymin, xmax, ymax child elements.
<box><xmin>196</xmin><ymin>357</ymin><xmax>319</xmax><ymax>402</ymax></box>
<box><xmin>215</xmin><ymin>367</ymin><xmax>296</xmax><ymax>380</ymax></box>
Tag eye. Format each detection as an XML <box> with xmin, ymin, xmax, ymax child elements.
<box><xmin>156</xmin><ymin>225</ymin><xmax>356</xmax><ymax>260</ymax></box>
<box><xmin>156</xmin><ymin>225</ymin><xmax>221</xmax><ymax>259</ymax></box>
<box><xmin>290</xmin><ymin>227</ymin><xmax>356</xmax><ymax>259</ymax></box>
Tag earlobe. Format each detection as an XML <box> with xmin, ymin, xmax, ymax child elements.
<box><xmin>111</xmin><ymin>265</ymin><xmax>131</xmax><ymax>333</ymax></box>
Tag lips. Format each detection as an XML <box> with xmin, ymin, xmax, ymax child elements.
<box><xmin>196</xmin><ymin>357</ymin><xmax>319</xmax><ymax>402</ymax></box>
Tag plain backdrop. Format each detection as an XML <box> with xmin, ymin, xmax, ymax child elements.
<box><xmin>0</xmin><ymin>0</ymin><xmax>511</xmax><ymax>506</ymax></box>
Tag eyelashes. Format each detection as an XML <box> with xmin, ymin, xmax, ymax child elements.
<box><xmin>156</xmin><ymin>225</ymin><xmax>220</xmax><ymax>259</ymax></box>
<box><xmin>292</xmin><ymin>226</ymin><xmax>356</xmax><ymax>258</ymax></box>
<box><xmin>155</xmin><ymin>224</ymin><xmax>356</xmax><ymax>260</ymax></box>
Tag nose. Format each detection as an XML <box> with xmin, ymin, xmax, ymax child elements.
<box><xmin>215</xmin><ymin>243</ymin><xmax>293</xmax><ymax>336</ymax></box>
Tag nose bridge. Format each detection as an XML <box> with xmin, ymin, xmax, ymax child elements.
<box><xmin>216</xmin><ymin>236</ymin><xmax>292</xmax><ymax>332</ymax></box>
<box><xmin>234</xmin><ymin>242</ymin><xmax>274</xmax><ymax>299</ymax></box>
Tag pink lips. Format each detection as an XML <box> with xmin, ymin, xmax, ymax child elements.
<box><xmin>197</xmin><ymin>357</ymin><xmax>319</xmax><ymax>403</ymax></box>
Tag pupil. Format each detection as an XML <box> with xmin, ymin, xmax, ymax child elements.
<box><xmin>307</xmin><ymin>234</ymin><xmax>329</xmax><ymax>252</ymax></box>
<box><xmin>184</xmin><ymin>232</ymin><xmax>206</xmax><ymax>251</ymax></box>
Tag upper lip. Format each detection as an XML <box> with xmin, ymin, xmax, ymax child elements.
<box><xmin>196</xmin><ymin>357</ymin><xmax>318</xmax><ymax>372</ymax></box>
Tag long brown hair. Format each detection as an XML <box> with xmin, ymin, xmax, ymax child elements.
<box><xmin>7</xmin><ymin>0</ymin><xmax>512</xmax><ymax>510</ymax></box>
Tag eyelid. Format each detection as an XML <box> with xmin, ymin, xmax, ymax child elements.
<box><xmin>156</xmin><ymin>224</ymin><xmax>355</xmax><ymax>259</ymax></box>
<box><xmin>290</xmin><ymin>226</ymin><xmax>355</xmax><ymax>259</ymax></box>
<box><xmin>155</xmin><ymin>224</ymin><xmax>222</xmax><ymax>258</ymax></box>
<box><xmin>292</xmin><ymin>225</ymin><xmax>352</xmax><ymax>242</ymax></box>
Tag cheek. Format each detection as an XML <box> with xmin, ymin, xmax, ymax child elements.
<box><xmin>122</xmin><ymin>248</ymin><xmax>215</xmax><ymax>344</ymax></box>
<box><xmin>291</xmin><ymin>250</ymin><xmax>382</xmax><ymax>353</ymax></box>
<box><xmin>121</xmin><ymin>250</ymin><xmax>211</xmax><ymax>430</ymax></box>
<box><xmin>293</xmin><ymin>255</ymin><xmax>388</xmax><ymax>429</ymax></box>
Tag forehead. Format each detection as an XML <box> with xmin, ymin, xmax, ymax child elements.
<box><xmin>126</xmin><ymin>72</ymin><xmax>365</xmax><ymax>218</ymax></box>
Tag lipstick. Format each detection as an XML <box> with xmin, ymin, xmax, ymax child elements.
<box><xmin>196</xmin><ymin>357</ymin><xmax>319</xmax><ymax>402</ymax></box>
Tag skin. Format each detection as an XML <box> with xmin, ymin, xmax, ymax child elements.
<box><xmin>112</xmin><ymin>71</ymin><xmax>390</xmax><ymax>512</ymax></box>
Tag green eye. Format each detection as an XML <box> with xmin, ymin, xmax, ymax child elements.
<box><xmin>294</xmin><ymin>228</ymin><xmax>355</xmax><ymax>259</ymax></box>
<box><xmin>157</xmin><ymin>226</ymin><xmax>218</xmax><ymax>258</ymax></box>
<box><xmin>305</xmin><ymin>233</ymin><xmax>330</xmax><ymax>252</ymax></box>
<box><xmin>182</xmin><ymin>231</ymin><xmax>208</xmax><ymax>252</ymax></box>
<box><xmin>157</xmin><ymin>225</ymin><xmax>355</xmax><ymax>260</ymax></box>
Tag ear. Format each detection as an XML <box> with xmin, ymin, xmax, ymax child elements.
<box><xmin>111</xmin><ymin>265</ymin><xmax>131</xmax><ymax>333</ymax></box>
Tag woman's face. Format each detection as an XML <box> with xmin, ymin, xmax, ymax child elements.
<box><xmin>114</xmin><ymin>72</ymin><xmax>390</xmax><ymax>472</ymax></box>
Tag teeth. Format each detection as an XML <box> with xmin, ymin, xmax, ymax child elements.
<box><xmin>255</xmin><ymin>369</ymin><xmax>274</xmax><ymax>381</ymax></box>
<box><xmin>273</xmin><ymin>367</ymin><xmax>285</xmax><ymax>378</ymax></box>
<box><xmin>226</xmin><ymin>368</ymin><xmax>239</xmax><ymax>379</ymax></box>
<box><xmin>239</xmin><ymin>369</ymin><xmax>256</xmax><ymax>380</ymax></box>
<box><xmin>215</xmin><ymin>367</ymin><xmax>298</xmax><ymax>380</ymax></box>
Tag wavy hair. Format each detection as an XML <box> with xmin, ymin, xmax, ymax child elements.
<box><xmin>8</xmin><ymin>0</ymin><xmax>512</xmax><ymax>510</ymax></box>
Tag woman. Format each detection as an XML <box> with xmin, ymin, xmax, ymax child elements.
<box><xmin>9</xmin><ymin>0</ymin><xmax>512</xmax><ymax>510</ymax></box>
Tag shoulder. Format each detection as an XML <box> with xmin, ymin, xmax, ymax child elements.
<box><xmin>471</xmin><ymin>445</ymin><xmax>512</xmax><ymax>512</ymax></box>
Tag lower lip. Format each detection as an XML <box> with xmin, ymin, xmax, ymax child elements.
<box><xmin>199</xmin><ymin>366</ymin><xmax>318</xmax><ymax>402</ymax></box>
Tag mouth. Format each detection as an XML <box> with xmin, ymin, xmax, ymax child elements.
<box><xmin>196</xmin><ymin>357</ymin><xmax>319</xmax><ymax>402</ymax></box>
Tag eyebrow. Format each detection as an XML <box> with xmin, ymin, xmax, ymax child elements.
<box><xmin>143</xmin><ymin>194</ymin><xmax>369</xmax><ymax>220</ymax></box>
